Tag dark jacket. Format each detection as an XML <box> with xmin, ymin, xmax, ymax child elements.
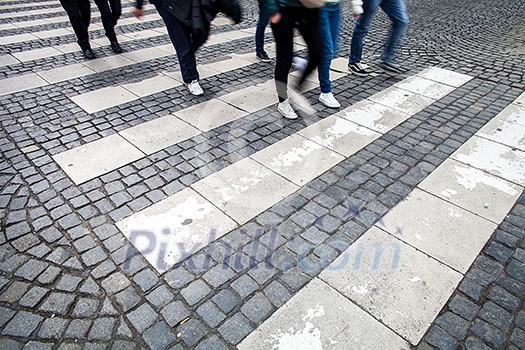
<box><xmin>263</xmin><ymin>0</ymin><xmax>303</xmax><ymax>16</ymax></box>
<box><xmin>136</xmin><ymin>0</ymin><xmax>241</xmax><ymax>33</ymax></box>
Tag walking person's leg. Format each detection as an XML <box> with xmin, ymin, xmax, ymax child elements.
<box><xmin>270</xmin><ymin>7</ymin><xmax>297</xmax><ymax>119</ymax></box>
<box><xmin>156</xmin><ymin>1</ymin><xmax>202</xmax><ymax>94</ymax></box>
<box><xmin>379</xmin><ymin>0</ymin><xmax>409</xmax><ymax>69</ymax></box>
<box><xmin>296</xmin><ymin>7</ymin><xmax>322</xmax><ymax>90</ymax></box>
<box><xmin>348</xmin><ymin>0</ymin><xmax>380</xmax><ymax>75</ymax></box>
<box><xmin>60</xmin><ymin>0</ymin><xmax>93</xmax><ymax>58</ymax></box>
<box><xmin>318</xmin><ymin>3</ymin><xmax>341</xmax><ymax>108</ymax></box>
<box><xmin>108</xmin><ymin>0</ymin><xmax>122</xmax><ymax>26</ymax></box>
<box><xmin>93</xmin><ymin>0</ymin><xmax>123</xmax><ymax>53</ymax></box>
<box><xmin>255</xmin><ymin>0</ymin><xmax>271</xmax><ymax>62</ymax></box>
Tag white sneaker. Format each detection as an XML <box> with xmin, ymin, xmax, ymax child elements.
<box><xmin>292</xmin><ymin>56</ymin><xmax>308</xmax><ymax>72</ymax></box>
<box><xmin>289</xmin><ymin>88</ymin><xmax>315</xmax><ymax>116</ymax></box>
<box><xmin>319</xmin><ymin>92</ymin><xmax>341</xmax><ymax>108</ymax></box>
<box><xmin>187</xmin><ymin>80</ymin><xmax>204</xmax><ymax>96</ymax></box>
<box><xmin>277</xmin><ymin>99</ymin><xmax>298</xmax><ymax>119</ymax></box>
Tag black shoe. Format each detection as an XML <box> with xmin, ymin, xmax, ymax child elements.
<box><xmin>348</xmin><ymin>62</ymin><xmax>370</xmax><ymax>76</ymax></box>
<box><xmin>379</xmin><ymin>61</ymin><xmax>405</xmax><ymax>74</ymax></box>
<box><xmin>256</xmin><ymin>51</ymin><xmax>271</xmax><ymax>63</ymax></box>
<box><xmin>83</xmin><ymin>48</ymin><xmax>95</xmax><ymax>60</ymax></box>
<box><xmin>110</xmin><ymin>41</ymin><xmax>123</xmax><ymax>54</ymax></box>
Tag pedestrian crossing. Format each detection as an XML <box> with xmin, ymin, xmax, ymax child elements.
<box><xmin>112</xmin><ymin>67</ymin><xmax>473</xmax><ymax>273</ymax></box>
<box><xmin>239</xmin><ymin>91</ymin><xmax>525</xmax><ymax>348</ymax></box>
<box><xmin>0</xmin><ymin>19</ymin><xmax>251</xmax><ymax>94</ymax></box>
<box><xmin>1</xmin><ymin>1</ymin><xmax>524</xmax><ymax>348</ymax></box>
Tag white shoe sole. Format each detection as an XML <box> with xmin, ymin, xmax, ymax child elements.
<box><xmin>319</xmin><ymin>97</ymin><xmax>341</xmax><ymax>109</ymax></box>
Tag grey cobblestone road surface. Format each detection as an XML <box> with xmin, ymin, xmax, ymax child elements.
<box><xmin>0</xmin><ymin>0</ymin><xmax>524</xmax><ymax>349</ymax></box>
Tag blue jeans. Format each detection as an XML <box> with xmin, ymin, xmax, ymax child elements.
<box><xmin>318</xmin><ymin>3</ymin><xmax>341</xmax><ymax>93</ymax></box>
<box><xmin>349</xmin><ymin>0</ymin><xmax>409</xmax><ymax>64</ymax></box>
<box><xmin>255</xmin><ymin>1</ymin><xmax>270</xmax><ymax>54</ymax></box>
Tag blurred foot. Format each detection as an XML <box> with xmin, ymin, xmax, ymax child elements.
<box><xmin>277</xmin><ymin>99</ymin><xmax>298</xmax><ymax>119</ymax></box>
<box><xmin>292</xmin><ymin>56</ymin><xmax>308</xmax><ymax>72</ymax></box>
<box><xmin>110</xmin><ymin>41</ymin><xmax>123</xmax><ymax>54</ymax></box>
<box><xmin>83</xmin><ymin>48</ymin><xmax>95</xmax><ymax>59</ymax></box>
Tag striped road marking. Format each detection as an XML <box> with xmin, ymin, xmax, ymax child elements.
<box><xmin>114</xmin><ymin>67</ymin><xmax>473</xmax><ymax>274</ymax></box>
<box><xmin>240</xmin><ymin>91</ymin><xmax>525</xmax><ymax>348</ymax></box>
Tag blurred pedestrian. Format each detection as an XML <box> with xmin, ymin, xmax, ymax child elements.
<box><xmin>132</xmin><ymin>0</ymin><xmax>210</xmax><ymax>96</ymax></box>
<box><xmin>348</xmin><ymin>0</ymin><xmax>409</xmax><ymax>76</ymax></box>
<box><xmin>265</xmin><ymin>0</ymin><xmax>322</xmax><ymax>119</ymax></box>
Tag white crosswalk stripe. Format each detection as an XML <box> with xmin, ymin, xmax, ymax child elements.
<box><xmin>240</xmin><ymin>91</ymin><xmax>525</xmax><ymax>347</ymax></box>
<box><xmin>114</xmin><ymin>67</ymin><xmax>474</xmax><ymax>273</ymax></box>
<box><xmin>2</xmin><ymin>3</ymin><xmax>524</xmax><ymax>347</ymax></box>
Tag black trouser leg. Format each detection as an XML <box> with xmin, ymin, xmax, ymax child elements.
<box><xmin>296</xmin><ymin>8</ymin><xmax>322</xmax><ymax>90</ymax></box>
<box><xmin>94</xmin><ymin>0</ymin><xmax>118</xmax><ymax>42</ymax></box>
<box><xmin>270</xmin><ymin>7</ymin><xmax>295</xmax><ymax>102</ymax></box>
<box><xmin>60</xmin><ymin>0</ymin><xmax>91</xmax><ymax>50</ymax></box>
<box><xmin>108</xmin><ymin>0</ymin><xmax>121</xmax><ymax>26</ymax></box>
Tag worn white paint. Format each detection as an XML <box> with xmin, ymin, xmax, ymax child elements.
<box><xmin>238</xmin><ymin>278</ymin><xmax>411</xmax><ymax>349</ymax></box>
<box><xmin>117</xmin><ymin>188</ymin><xmax>237</xmax><ymax>273</ymax></box>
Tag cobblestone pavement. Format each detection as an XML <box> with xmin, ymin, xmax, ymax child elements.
<box><xmin>0</xmin><ymin>0</ymin><xmax>524</xmax><ymax>349</ymax></box>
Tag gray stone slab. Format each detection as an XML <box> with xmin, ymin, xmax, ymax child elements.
<box><xmin>0</xmin><ymin>73</ymin><xmax>48</xmax><ymax>96</ymax></box>
<box><xmin>192</xmin><ymin>157</ymin><xmax>298</xmax><ymax>224</ymax></box>
<box><xmin>251</xmin><ymin>134</ymin><xmax>345</xmax><ymax>186</ymax></box>
<box><xmin>0</xmin><ymin>33</ymin><xmax>37</xmax><ymax>45</ymax></box>
<box><xmin>205</xmin><ymin>55</ymin><xmax>252</xmax><ymax>73</ymax></box>
<box><xmin>415</xmin><ymin>67</ymin><xmax>473</xmax><ymax>87</ymax></box>
<box><xmin>340</xmin><ymin>99</ymin><xmax>412</xmax><ymax>133</ymax></box>
<box><xmin>238</xmin><ymin>278</ymin><xmax>411</xmax><ymax>350</ymax></box>
<box><xmin>369</xmin><ymin>87</ymin><xmax>434</xmax><ymax>115</ymax></box>
<box><xmin>69</xmin><ymin>86</ymin><xmax>138</xmax><ymax>114</ymax></box>
<box><xmin>452</xmin><ymin>135</ymin><xmax>525</xmax><ymax>186</ymax></box>
<box><xmin>218</xmin><ymin>85</ymin><xmax>276</xmax><ymax>113</ymax></box>
<box><xmin>380</xmin><ymin>188</ymin><xmax>497</xmax><ymax>273</ymax></box>
<box><xmin>11</xmin><ymin>47</ymin><xmax>62</xmax><ymax>63</ymax></box>
<box><xmin>492</xmin><ymin>103</ymin><xmax>525</xmax><ymax>127</ymax></box>
<box><xmin>319</xmin><ymin>227</ymin><xmax>463</xmax><ymax>345</ymax></box>
<box><xmin>419</xmin><ymin>159</ymin><xmax>522</xmax><ymax>223</ymax></box>
<box><xmin>394</xmin><ymin>76</ymin><xmax>455</xmax><ymax>99</ymax></box>
<box><xmin>119</xmin><ymin>115</ymin><xmax>200</xmax><ymax>155</ymax></box>
<box><xmin>121</xmin><ymin>74</ymin><xmax>181</xmax><ymax>97</ymax></box>
<box><xmin>38</xmin><ymin>64</ymin><xmax>97</xmax><ymax>84</ymax></box>
<box><xmin>82</xmin><ymin>55</ymin><xmax>136</xmax><ymax>73</ymax></box>
<box><xmin>175</xmin><ymin>98</ymin><xmax>248</xmax><ymax>132</ymax></box>
<box><xmin>299</xmin><ymin>115</ymin><xmax>381</xmax><ymax>156</ymax></box>
<box><xmin>478</xmin><ymin>118</ymin><xmax>525</xmax><ymax>152</ymax></box>
<box><xmin>0</xmin><ymin>54</ymin><xmax>19</xmax><ymax>67</ymax></box>
<box><xmin>514</xmin><ymin>92</ymin><xmax>525</xmax><ymax>106</ymax></box>
<box><xmin>117</xmin><ymin>187</ymin><xmax>237</xmax><ymax>273</ymax></box>
<box><xmin>53</xmin><ymin>134</ymin><xmax>144</xmax><ymax>185</ymax></box>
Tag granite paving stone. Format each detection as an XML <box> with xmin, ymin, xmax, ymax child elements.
<box><xmin>1</xmin><ymin>1</ymin><xmax>525</xmax><ymax>348</ymax></box>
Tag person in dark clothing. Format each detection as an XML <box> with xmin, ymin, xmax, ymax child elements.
<box><xmin>132</xmin><ymin>0</ymin><xmax>209</xmax><ymax>96</ymax></box>
<box><xmin>108</xmin><ymin>0</ymin><xmax>122</xmax><ymax>26</ymax></box>
<box><xmin>265</xmin><ymin>0</ymin><xmax>322</xmax><ymax>119</ymax></box>
<box><xmin>60</xmin><ymin>0</ymin><xmax>123</xmax><ymax>59</ymax></box>
<box><xmin>59</xmin><ymin>0</ymin><xmax>94</xmax><ymax>59</ymax></box>
<box><xmin>94</xmin><ymin>0</ymin><xmax>124</xmax><ymax>54</ymax></box>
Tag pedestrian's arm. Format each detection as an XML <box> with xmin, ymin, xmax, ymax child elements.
<box><xmin>263</xmin><ymin>0</ymin><xmax>281</xmax><ymax>23</ymax></box>
<box><xmin>132</xmin><ymin>0</ymin><xmax>145</xmax><ymax>18</ymax></box>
